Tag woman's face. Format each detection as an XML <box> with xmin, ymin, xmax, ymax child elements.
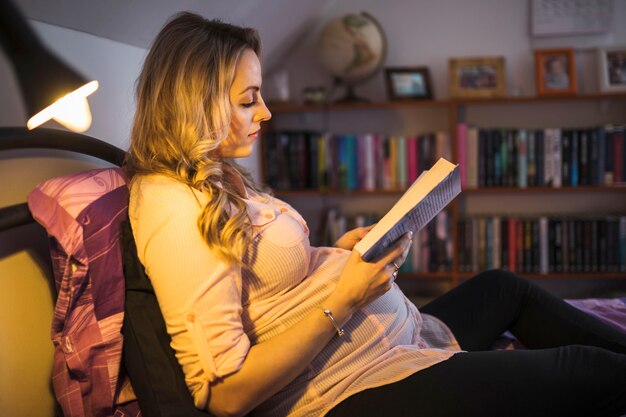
<box><xmin>220</xmin><ymin>48</ymin><xmax>272</xmax><ymax>158</ymax></box>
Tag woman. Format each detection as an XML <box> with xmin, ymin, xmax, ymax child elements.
<box><xmin>125</xmin><ymin>12</ymin><xmax>626</xmax><ymax>417</ymax></box>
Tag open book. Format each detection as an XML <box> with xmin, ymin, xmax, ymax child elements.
<box><xmin>354</xmin><ymin>158</ymin><xmax>461</xmax><ymax>262</ymax></box>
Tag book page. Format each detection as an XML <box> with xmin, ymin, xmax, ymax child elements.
<box><xmin>355</xmin><ymin>159</ymin><xmax>461</xmax><ymax>261</ymax></box>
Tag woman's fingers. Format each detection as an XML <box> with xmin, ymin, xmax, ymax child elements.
<box><xmin>376</xmin><ymin>232</ymin><xmax>413</xmax><ymax>271</ymax></box>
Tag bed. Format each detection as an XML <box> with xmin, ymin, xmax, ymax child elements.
<box><xmin>1</xmin><ymin>127</ymin><xmax>625</xmax><ymax>416</ymax></box>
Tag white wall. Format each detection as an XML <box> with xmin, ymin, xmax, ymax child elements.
<box><xmin>0</xmin><ymin>22</ymin><xmax>145</xmax><ymax>417</ymax></box>
<box><xmin>280</xmin><ymin>0</ymin><xmax>626</xmax><ymax>103</ymax></box>
<box><xmin>0</xmin><ymin>20</ymin><xmax>146</xmax><ymax>148</ymax></box>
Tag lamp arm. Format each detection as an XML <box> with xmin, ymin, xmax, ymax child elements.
<box><xmin>0</xmin><ymin>0</ymin><xmax>41</xmax><ymax>56</ymax></box>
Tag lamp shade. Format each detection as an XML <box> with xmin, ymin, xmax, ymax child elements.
<box><xmin>0</xmin><ymin>0</ymin><xmax>98</xmax><ymax>132</ymax></box>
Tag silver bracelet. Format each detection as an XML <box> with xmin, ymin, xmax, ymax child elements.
<box><xmin>322</xmin><ymin>307</ymin><xmax>345</xmax><ymax>337</ymax></box>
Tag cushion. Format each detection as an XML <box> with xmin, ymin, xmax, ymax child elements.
<box><xmin>27</xmin><ymin>167</ymin><xmax>139</xmax><ymax>416</ymax></box>
<box><xmin>121</xmin><ymin>219</ymin><xmax>211</xmax><ymax>417</ymax></box>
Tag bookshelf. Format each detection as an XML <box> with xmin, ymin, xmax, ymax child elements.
<box><xmin>262</xmin><ymin>93</ymin><xmax>626</xmax><ymax>297</ymax></box>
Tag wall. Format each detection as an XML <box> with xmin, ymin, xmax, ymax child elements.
<box><xmin>0</xmin><ymin>22</ymin><xmax>145</xmax><ymax>417</ymax></box>
<box><xmin>277</xmin><ymin>0</ymin><xmax>626</xmax><ymax>104</ymax></box>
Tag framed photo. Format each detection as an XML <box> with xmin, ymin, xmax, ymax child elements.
<box><xmin>448</xmin><ymin>57</ymin><xmax>506</xmax><ymax>98</ymax></box>
<box><xmin>597</xmin><ymin>46</ymin><xmax>626</xmax><ymax>93</ymax></box>
<box><xmin>534</xmin><ymin>48</ymin><xmax>577</xmax><ymax>96</ymax></box>
<box><xmin>385</xmin><ymin>67</ymin><xmax>433</xmax><ymax>100</ymax></box>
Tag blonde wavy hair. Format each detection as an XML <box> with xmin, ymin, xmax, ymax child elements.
<box><xmin>125</xmin><ymin>12</ymin><xmax>266</xmax><ymax>264</ymax></box>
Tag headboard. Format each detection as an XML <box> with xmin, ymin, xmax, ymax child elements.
<box><xmin>0</xmin><ymin>126</ymin><xmax>126</xmax><ymax>231</ymax></box>
<box><xmin>0</xmin><ymin>126</ymin><xmax>126</xmax><ymax>416</ymax></box>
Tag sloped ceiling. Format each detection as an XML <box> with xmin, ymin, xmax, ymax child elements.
<box><xmin>15</xmin><ymin>0</ymin><xmax>337</xmax><ymax>73</ymax></box>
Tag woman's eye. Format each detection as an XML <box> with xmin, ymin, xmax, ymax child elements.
<box><xmin>241</xmin><ymin>101</ymin><xmax>257</xmax><ymax>108</ymax></box>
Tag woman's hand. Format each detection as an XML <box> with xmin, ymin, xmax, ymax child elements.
<box><xmin>327</xmin><ymin>231</ymin><xmax>413</xmax><ymax>316</ymax></box>
<box><xmin>334</xmin><ymin>224</ymin><xmax>376</xmax><ymax>250</ymax></box>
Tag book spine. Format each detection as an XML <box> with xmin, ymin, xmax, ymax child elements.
<box><xmin>457</xmin><ymin>123</ymin><xmax>467</xmax><ymax>187</ymax></box>
<box><xmin>597</xmin><ymin>126</ymin><xmax>606</xmax><ymax>185</ymax></box>
<box><xmin>535</xmin><ymin>130</ymin><xmax>545</xmax><ymax>186</ymax></box>
<box><xmin>561</xmin><ymin>129</ymin><xmax>571</xmax><ymax>187</ymax></box>
<box><xmin>620</xmin><ymin>216</ymin><xmax>626</xmax><ymax>272</ymax></box>
<box><xmin>407</xmin><ymin>136</ymin><xmax>418</xmax><ymax>184</ymax></box>
<box><xmin>554</xmin><ymin>219</ymin><xmax>563</xmax><ymax>272</ymax></box>
<box><xmin>543</xmin><ymin>129</ymin><xmax>554</xmax><ymax>187</ymax></box>
<box><xmin>613</xmin><ymin>126</ymin><xmax>624</xmax><ymax>183</ymax></box>
<box><xmin>579</xmin><ymin>129</ymin><xmax>589</xmax><ymax>186</ymax></box>
<box><xmin>397</xmin><ymin>136</ymin><xmax>408</xmax><ymax>190</ymax></box>
<box><xmin>467</xmin><ymin>127</ymin><xmax>479</xmax><ymax>188</ymax></box>
<box><xmin>517</xmin><ymin>129</ymin><xmax>528</xmax><ymax>188</ymax></box>
<box><xmin>589</xmin><ymin>129</ymin><xmax>600</xmax><ymax>186</ymax></box>
<box><xmin>493</xmin><ymin>216</ymin><xmax>501</xmax><ymax>269</ymax></box>
<box><xmin>309</xmin><ymin>132</ymin><xmax>318</xmax><ymax>189</ymax></box>
<box><xmin>571</xmin><ymin>130</ymin><xmax>579</xmax><ymax>187</ymax></box>
<box><xmin>552</xmin><ymin>128</ymin><xmax>562</xmax><ymax>188</ymax></box>
<box><xmin>501</xmin><ymin>218</ymin><xmax>509</xmax><ymax>270</ymax></box>
<box><xmin>363</xmin><ymin>133</ymin><xmax>375</xmax><ymax>190</ymax></box>
<box><xmin>527</xmin><ymin>130</ymin><xmax>536</xmax><ymax>187</ymax></box>
<box><xmin>508</xmin><ymin>129</ymin><xmax>517</xmax><ymax>187</ymax></box>
<box><xmin>508</xmin><ymin>218</ymin><xmax>517</xmax><ymax>272</ymax></box>
<box><xmin>383</xmin><ymin>136</ymin><xmax>391</xmax><ymax>190</ymax></box>
<box><xmin>539</xmin><ymin>216</ymin><xmax>549</xmax><ymax>274</ymax></box>
<box><xmin>559</xmin><ymin>219</ymin><xmax>569</xmax><ymax>272</ymax></box>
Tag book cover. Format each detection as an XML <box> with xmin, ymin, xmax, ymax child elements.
<box><xmin>354</xmin><ymin>158</ymin><xmax>461</xmax><ymax>262</ymax></box>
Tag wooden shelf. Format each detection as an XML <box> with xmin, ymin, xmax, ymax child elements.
<box><xmin>267</xmin><ymin>93</ymin><xmax>626</xmax><ymax>113</ymax></box>
<box><xmin>463</xmin><ymin>185</ymin><xmax>626</xmax><ymax>194</ymax></box>
<box><xmin>267</xmin><ymin>99</ymin><xmax>450</xmax><ymax>113</ymax></box>
<box><xmin>272</xmin><ymin>185</ymin><xmax>626</xmax><ymax>198</ymax></box>
<box><xmin>272</xmin><ymin>189</ymin><xmax>405</xmax><ymax>197</ymax></box>
<box><xmin>267</xmin><ymin>92</ymin><xmax>626</xmax><ymax>295</ymax></box>
<box><xmin>457</xmin><ymin>272</ymin><xmax>626</xmax><ymax>281</ymax></box>
<box><xmin>397</xmin><ymin>272</ymin><xmax>453</xmax><ymax>281</ymax></box>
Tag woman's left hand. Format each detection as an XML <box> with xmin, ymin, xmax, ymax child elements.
<box><xmin>334</xmin><ymin>224</ymin><xmax>376</xmax><ymax>251</ymax></box>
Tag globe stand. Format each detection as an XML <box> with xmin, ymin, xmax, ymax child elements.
<box><xmin>333</xmin><ymin>78</ymin><xmax>369</xmax><ymax>103</ymax></box>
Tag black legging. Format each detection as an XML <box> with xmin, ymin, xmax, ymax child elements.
<box><xmin>326</xmin><ymin>270</ymin><xmax>626</xmax><ymax>417</ymax></box>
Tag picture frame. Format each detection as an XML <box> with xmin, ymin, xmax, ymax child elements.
<box><xmin>534</xmin><ymin>48</ymin><xmax>577</xmax><ymax>96</ymax></box>
<box><xmin>448</xmin><ymin>57</ymin><xmax>506</xmax><ymax>98</ymax></box>
<box><xmin>597</xmin><ymin>46</ymin><xmax>626</xmax><ymax>93</ymax></box>
<box><xmin>385</xmin><ymin>67</ymin><xmax>433</xmax><ymax>100</ymax></box>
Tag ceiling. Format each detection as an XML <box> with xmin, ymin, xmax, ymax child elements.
<box><xmin>15</xmin><ymin>0</ymin><xmax>337</xmax><ymax>73</ymax></box>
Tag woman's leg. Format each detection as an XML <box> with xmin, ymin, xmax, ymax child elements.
<box><xmin>326</xmin><ymin>347</ymin><xmax>626</xmax><ymax>417</ymax></box>
<box><xmin>420</xmin><ymin>269</ymin><xmax>626</xmax><ymax>353</ymax></box>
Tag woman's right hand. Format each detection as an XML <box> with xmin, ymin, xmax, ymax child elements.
<box><xmin>328</xmin><ymin>231</ymin><xmax>413</xmax><ymax>316</ymax></box>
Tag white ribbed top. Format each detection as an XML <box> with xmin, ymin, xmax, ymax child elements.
<box><xmin>129</xmin><ymin>174</ymin><xmax>461</xmax><ymax>417</ymax></box>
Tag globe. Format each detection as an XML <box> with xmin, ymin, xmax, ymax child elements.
<box><xmin>317</xmin><ymin>12</ymin><xmax>387</xmax><ymax>102</ymax></box>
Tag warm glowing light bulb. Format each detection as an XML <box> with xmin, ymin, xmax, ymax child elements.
<box><xmin>27</xmin><ymin>80</ymin><xmax>98</xmax><ymax>132</ymax></box>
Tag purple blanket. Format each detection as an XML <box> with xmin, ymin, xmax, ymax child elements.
<box><xmin>493</xmin><ymin>297</ymin><xmax>626</xmax><ymax>350</ymax></box>
<box><xmin>567</xmin><ymin>297</ymin><xmax>626</xmax><ymax>333</ymax></box>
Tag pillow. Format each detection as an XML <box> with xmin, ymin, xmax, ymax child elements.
<box><xmin>120</xmin><ymin>219</ymin><xmax>211</xmax><ymax>417</ymax></box>
<box><xmin>27</xmin><ymin>167</ymin><xmax>138</xmax><ymax>416</ymax></box>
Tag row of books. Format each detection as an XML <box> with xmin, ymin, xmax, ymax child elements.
<box><xmin>457</xmin><ymin>216</ymin><xmax>626</xmax><ymax>274</ymax></box>
<box><xmin>456</xmin><ymin>124</ymin><xmax>626</xmax><ymax>188</ymax></box>
<box><xmin>318</xmin><ymin>208</ymin><xmax>453</xmax><ymax>273</ymax></box>
<box><xmin>263</xmin><ymin>131</ymin><xmax>449</xmax><ymax>191</ymax></box>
